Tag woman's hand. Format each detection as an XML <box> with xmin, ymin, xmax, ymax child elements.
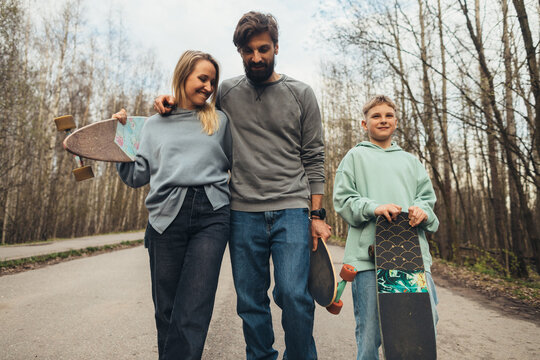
<box><xmin>112</xmin><ymin>108</ymin><xmax>127</xmax><ymax>125</ymax></box>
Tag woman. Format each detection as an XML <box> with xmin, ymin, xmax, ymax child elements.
<box><xmin>114</xmin><ymin>50</ymin><xmax>231</xmax><ymax>360</ymax></box>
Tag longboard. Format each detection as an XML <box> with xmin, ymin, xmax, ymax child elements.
<box><xmin>308</xmin><ymin>239</ymin><xmax>358</xmax><ymax>314</ymax></box>
<box><xmin>308</xmin><ymin>239</ymin><xmax>337</xmax><ymax>308</ymax></box>
<box><xmin>63</xmin><ymin>117</ymin><xmax>146</xmax><ymax>162</ymax></box>
<box><xmin>374</xmin><ymin>212</ymin><xmax>436</xmax><ymax>360</ymax></box>
<box><xmin>54</xmin><ymin>115</ymin><xmax>146</xmax><ymax>181</ymax></box>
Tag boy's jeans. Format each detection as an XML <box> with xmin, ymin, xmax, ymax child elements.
<box><xmin>229</xmin><ymin>208</ymin><xmax>317</xmax><ymax>360</ymax></box>
<box><xmin>351</xmin><ymin>270</ymin><xmax>439</xmax><ymax>360</ymax></box>
<box><xmin>145</xmin><ymin>187</ymin><xmax>230</xmax><ymax>360</ymax></box>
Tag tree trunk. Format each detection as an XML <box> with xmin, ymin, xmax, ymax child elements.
<box><xmin>511</xmin><ymin>0</ymin><xmax>540</xmax><ymax>272</ymax></box>
<box><xmin>502</xmin><ymin>0</ymin><xmax>528</xmax><ymax>277</ymax></box>
<box><xmin>474</xmin><ymin>0</ymin><xmax>509</xmax><ymax>273</ymax></box>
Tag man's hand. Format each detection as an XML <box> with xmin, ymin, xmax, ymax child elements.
<box><xmin>374</xmin><ymin>204</ymin><xmax>402</xmax><ymax>222</ymax></box>
<box><xmin>154</xmin><ymin>95</ymin><xmax>176</xmax><ymax>114</ymax></box>
<box><xmin>112</xmin><ymin>108</ymin><xmax>127</xmax><ymax>125</ymax></box>
<box><xmin>408</xmin><ymin>206</ymin><xmax>427</xmax><ymax>227</ymax></box>
<box><xmin>311</xmin><ymin>219</ymin><xmax>331</xmax><ymax>251</ymax></box>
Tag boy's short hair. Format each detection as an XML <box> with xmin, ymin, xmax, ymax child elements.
<box><xmin>362</xmin><ymin>95</ymin><xmax>397</xmax><ymax>118</ymax></box>
<box><xmin>233</xmin><ymin>11</ymin><xmax>279</xmax><ymax>50</ymax></box>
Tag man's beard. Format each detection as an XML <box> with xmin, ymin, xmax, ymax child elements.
<box><xmin>244</xmin><ymin>57</ymin><xmax>275</xmax><ymax>83</ymax></box>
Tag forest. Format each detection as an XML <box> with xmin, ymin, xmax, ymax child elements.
<box><xmin>320</xmin><ymin>0</ymin><xmax>539</xmax><ymax>278</ymax></box>
<box><xmin>1</xmin><ymin>0</ymin><xmax>160</xmax><ymax>246</ymax></box>
<box><xmin>1</xmin><ymin>0</ymin><xmax>539</xmax><ymax>279</ymax></box>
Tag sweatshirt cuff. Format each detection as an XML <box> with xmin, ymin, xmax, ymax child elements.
<box><xmin>309</xmin><ymin>181</ymin><xmax>325</xmax><ymax>195</ymax></box>
<box><xmin>366</xmin><ymin>202</ymin><xmax>379</xmax><ymax>217</ymax></box>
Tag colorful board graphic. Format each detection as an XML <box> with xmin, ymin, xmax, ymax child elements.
<box><xmin>114</xmin><ymin>116</ymin><xmax>146</xmax><ymax>161</ymax></box>
<box><xmin>376</xmin><ymin>269</ymin><xmax>428</xmax><ymax>293</ymax></box>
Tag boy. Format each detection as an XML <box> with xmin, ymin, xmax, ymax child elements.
<box><xmin>333</xmin><ymin>95</ymin><xmax>439</xmax><ymax>359</ymax></box>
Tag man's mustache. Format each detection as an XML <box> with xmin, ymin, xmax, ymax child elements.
<box><xmin>249</xmin><ymin>62</ymin><xmax>267</xmax><ymax>68</ymax></box>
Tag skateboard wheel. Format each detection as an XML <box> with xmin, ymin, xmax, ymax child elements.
<box><xmin>368</xmin><ymin>245</ymin><xmax>374</xmax><ymax>258</ymax></box>
<box><xmin>73</xmin><ymin>165</ymin><xmax>94</xmax><ymax>181</ymax></box>
<box><xmin>326</xmin><ymin>299</ymin><xmax>343</xmax><ymax>315</ymax></box>
<box><xmin>340</xmin><ymin>264</ymin><xmax>358</xmax><ymax>282</ymax></box>
<box><xmin>54</xmin><ymin>115</ymin><xmax>76</xmax><ymax>131</ymax></box>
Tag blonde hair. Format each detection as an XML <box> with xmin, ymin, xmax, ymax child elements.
<box><xmin>362</xmin><ymin>95</ymin><xmax>397</xmax><ymax>119</ymax></box>
<box><xmin>172</xmin><ymin>50</ymin><xmax>220</xmax><ymax>135</ymax></box>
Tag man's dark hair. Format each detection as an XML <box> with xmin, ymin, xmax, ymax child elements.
<box><xmin>233</xmin><ymin>11</ymin><xmax>279</xmax><ymax>50</ymax></box>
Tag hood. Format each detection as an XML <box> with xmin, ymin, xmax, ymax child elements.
<box><xmin>355</xmin><ymin>141</ymin><xmax>402</xmax><ymax>152</ymax></box>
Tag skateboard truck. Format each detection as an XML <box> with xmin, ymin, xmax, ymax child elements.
<box><xmin>54</xmin><ymin>115</ymin><xmax>94</xmax><ymax>181</ymax></box>
<box><xmin>326</xmin><ymin>264</ymin><xmax>358</xmax><ymax>315</ymax></box>
<box><xmin>368</xmin><ymin>245</ymin><xmax>374</xmax><ymax>258</ymax></box>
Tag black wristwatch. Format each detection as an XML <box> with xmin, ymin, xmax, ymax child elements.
<box><xmin>310</xmin><ymin>208</ymin><xmax>326</xmax><ymax>221</ymax></box>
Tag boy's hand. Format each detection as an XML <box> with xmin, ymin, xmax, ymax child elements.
<box><xmin>408</xmin><ymin>206</ymin><xmax>427</xmax><ymax>227</ymax></box>
<box><xmin>375</xmin><ymin>204</ymin><xmax>402</xmax><ymax>222</ymax></box>
<box><xmin>112</xmin><ymin>108</ymin><xmax>127</xmax><ymax>125</ymax></box>
<box><xmin>154</xmin><ymin>95</ymin><xmax>176</xmax><ymax>114</ymax></box>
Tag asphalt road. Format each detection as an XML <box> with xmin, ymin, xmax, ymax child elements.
<box><xmin>1</xmin><ymin>241</ymin><xmax>538</xmax><ymax>359</ymax></box>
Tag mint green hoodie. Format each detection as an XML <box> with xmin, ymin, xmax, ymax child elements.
<box><xmin>333</xmin><ymin>141</ymin><xmax>439</xmax><ymax>272</ymax></box>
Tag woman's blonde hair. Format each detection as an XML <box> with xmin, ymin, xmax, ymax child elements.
<box><xmin>172</xmin><ymin>50</ymin><xmax>220</xmax><ymax>135</ymax></box>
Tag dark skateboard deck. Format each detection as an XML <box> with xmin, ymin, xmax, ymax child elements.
<box><xmin>375</xmin><ymin>212</ymin><xmax>436</xmax><ymax>360</ymax></box>
<box><xmin>308</xmin><ymin>239</ymin><xmax>337</xmax><ymax>307</ymax></box>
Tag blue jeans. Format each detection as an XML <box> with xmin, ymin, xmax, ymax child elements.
<box><xmin>145</xmin><ymin>187</ymin><xmax>230</xmax><ymax>360</ymax></box>
<box><xmin>229</xmin><ymin>209</ymin><xmax>317</xmax><ymax>360</ymax></box>
<box><xmin>351</xmin><ymin>270</ymin><xmax>439</xmax><ymax>360</ymax></box>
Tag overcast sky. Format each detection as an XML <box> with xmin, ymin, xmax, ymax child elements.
<box><xmin>38</xmin><ymin>0</ymin><xmax>332</xmax><ymax>93</ymax></box>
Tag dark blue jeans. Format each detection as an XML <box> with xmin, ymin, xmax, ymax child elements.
<box><xmin>145</xmin><ymin>187</ymin><xmax>230</xmax><ymax>360</ymax></box>
<box><xmin>229</xmin><ymin>209</ymin><xmax>317</xmax><ymax>360</ymax></box>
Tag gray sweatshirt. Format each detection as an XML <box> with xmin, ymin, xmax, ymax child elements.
<box><xmin>117</xmin><ymin>108</ymin><xmax>231</xmax><ymax>233</ymax></box>
<box><xmin>216</xmin><ymin>75</ymin><xmax>325</xmax><ymax>211</ymax></box>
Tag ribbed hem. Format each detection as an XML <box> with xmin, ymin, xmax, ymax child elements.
<box><xmin>345</xmin><ymin>260</ymin><xmax>432</xmax><ymax>273</ymax></box>
<box><xmin>344</xmin><ymin>259</ymin><xmax>376</xmax><ymax>272</ymax></box>
<box><xmin>231</xmin><ymin>197</ymin><xmax>309</xmax><ymax>212</ymax></box>
<box><xmin>366</xmin><ymin>202</ymin><xmax>379</xmax><ymax>217</ymax></box>
<box><xmin>309</xmin><ymin>181</ymin><xmax>325</xmax><ymax>195</ymax></box>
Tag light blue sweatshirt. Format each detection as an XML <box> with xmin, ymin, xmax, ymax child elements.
<box><xmin>117</xmin><ymin>108</ymin><xmax>231</xmax><ymax>234</ymax></box>
<box><xmin>333</xmin><ymin>141</ymin><xmax>439</xmax><ymax>272</ymax></box>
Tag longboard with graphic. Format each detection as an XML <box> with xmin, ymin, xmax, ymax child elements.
<box><xmin>374</xmin><ymin>212</ymin><xmax>436</xmax><ymax>360</ymax></box>
<box><xmin>55</xmin><ymin>115</ymin><xmax>146</xmax><ymax>181</ymax></box>
<box><xmin>63</xmin><ymin>117</ymin><xmax>146</xmax><ymax>162</ymax></box>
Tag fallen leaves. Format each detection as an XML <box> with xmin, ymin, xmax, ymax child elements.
<box><xmin>431</xmin><ymin>259</ymin><xmax>540</xmax><ymax>313</ymax></box>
